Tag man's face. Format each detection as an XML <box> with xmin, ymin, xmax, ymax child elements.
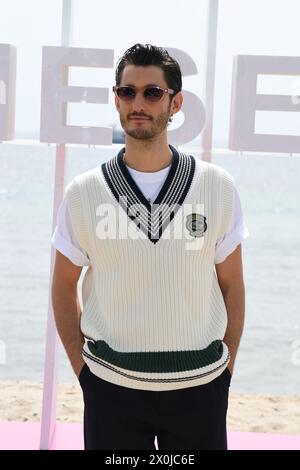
<box><xmin>115</xmin><ymin>64</ymin><xmax>174</xmax><ymax>141</ymax></box>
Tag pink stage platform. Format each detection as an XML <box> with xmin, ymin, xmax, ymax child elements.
<box><xmin>0</xmin><ymin>422</ymin><xmax>300</xmax><ymax>450</ymax></box>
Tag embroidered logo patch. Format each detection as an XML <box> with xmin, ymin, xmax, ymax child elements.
<box><xmin>185</xmin><ymin>213</ymin><xmax>207</xmax><ymax>238</ymax></box>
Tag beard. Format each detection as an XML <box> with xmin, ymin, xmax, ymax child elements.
<box><xmin>120</xmin><ymin>106</ymin><xmax>171</xmax><ymax>140</ymax></box>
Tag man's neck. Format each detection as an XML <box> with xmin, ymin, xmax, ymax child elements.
<box><xmin>123</xmin><ymin>140</ymin><xmax>173</xmax><ymax>173</ymax></box>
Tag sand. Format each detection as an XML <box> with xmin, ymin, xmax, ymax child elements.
<box><xmin>0</xmin><ymin>380</ymin><xmax>299</xmax><ymax>435</ymax></box>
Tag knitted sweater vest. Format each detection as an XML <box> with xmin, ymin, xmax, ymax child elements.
<box><xmin>65</xmin><ymin>144</ymin><xmax>235</xmax><ymax>391</ymax></box>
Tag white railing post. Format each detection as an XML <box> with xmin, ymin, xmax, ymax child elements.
<box><xmin>202</xmin><ymin>0</ymin><xmax>219</xmax><ymax>163</ymax></box>
<box><xmin>39</xmin><ymin>0</ymin><xmax>73</xmax><ymax>450</ymax></box>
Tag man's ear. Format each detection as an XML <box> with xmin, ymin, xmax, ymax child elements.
<box><xmin>171</xmin><ymin>91</ymin><xmax>183</xmax><ymax>115</ymax></box>
<box><xmin>170</xmin><ymin>91</ymin><xmax>183</xmax><ymax>114</ymax></box>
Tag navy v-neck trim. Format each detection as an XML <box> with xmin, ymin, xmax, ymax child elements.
<box><xmin>116</xmin><ymin>145</ymin><xmax>179</xmax><ymax>211</ymax></box>
<box><xmin>101</xmin><ymin>145</ymin><xmax>196</xmax><ymax>244</ymax></box>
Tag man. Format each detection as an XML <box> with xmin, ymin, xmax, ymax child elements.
<box><xmin>52</xmin><ymin>43</ymin><xmax>249</xmax><ymax>450</ymax></box>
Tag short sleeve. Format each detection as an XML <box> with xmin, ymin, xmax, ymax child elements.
<box><xmin>51</xmin><ymin>196</ymin><xmax>90</xmax><ymax>267</ymax></box>
<box><xmin>214</xmin><ymin>186</ymin><xmax>250</xmax><ymax>264</ymax></box>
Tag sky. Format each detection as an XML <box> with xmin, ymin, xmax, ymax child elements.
<box><xmin>0</xmin><ymin>0</ymin><xmax>300</xmax><ymax>147</ymax></box>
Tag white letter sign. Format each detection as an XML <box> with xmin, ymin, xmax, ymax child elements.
<box><xmin>40</xmin><ymin>46</ymin><xmax>114</xmax><ymax>145</ymax></box>
<box><xmin>165</xmin><ymin>48</ymin><xmax>206</xmax><ymax>145</ymax></box>
<box><xmin>229</xmin><ymin>55</ymin><xmax>300</xmax><ymax>153</ymax></box>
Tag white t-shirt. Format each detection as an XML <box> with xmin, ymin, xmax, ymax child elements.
<box><xmin>52</xmin><ymin>163</ymin><xmax>250</xmax><ymax>266</ymax></box>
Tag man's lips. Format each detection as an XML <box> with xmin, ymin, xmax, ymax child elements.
<box><xmin>129</xmin><ymin>117</ymin><xmax>150</xmax><ymax>120</ymax></box>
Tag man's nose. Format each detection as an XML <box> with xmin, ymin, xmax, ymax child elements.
<box><xmin>131</xmin><ymin>91</ymin><xmax>146</xmax><ymax>111</ymax></box>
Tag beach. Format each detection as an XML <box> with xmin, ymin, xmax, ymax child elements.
<box><xmin>0</xmin><ymin>380</ymin><xmax>299</xmax><ymax>435</ymax></box>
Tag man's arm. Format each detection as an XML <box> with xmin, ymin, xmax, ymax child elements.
<box><xmin>52</xmin><ymin>249</ymin><xmax>85</xmax><ymax>378</ymax></box>
<box><xmin>215</xmin><ymin>243</ymin><xmax>245</xmax><ymax>376</ymax></box>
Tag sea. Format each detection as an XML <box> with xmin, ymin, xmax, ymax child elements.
<box><xmin>0</xmin><ymin>141</ymin><xmax>300</xmax><ymax>395</ymax></box>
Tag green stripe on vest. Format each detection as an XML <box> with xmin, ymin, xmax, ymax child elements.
<box><xmin>87</xmin><ymin>339</ymin><xmax>224</xmax><ymax>373</ymax></box>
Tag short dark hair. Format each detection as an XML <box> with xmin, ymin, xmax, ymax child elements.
<box><xmin>115</xmin><ymin>43</ymin><xmax>182</xmax><ymax>100</ymax></box>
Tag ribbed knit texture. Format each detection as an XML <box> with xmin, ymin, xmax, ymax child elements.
<box><xmin>65</xmin><ymin>145</ymin><xmax>235</xmax><ymax>391</ymax></box>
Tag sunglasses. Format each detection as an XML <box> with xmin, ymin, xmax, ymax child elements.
<box><xmin>112</xmin><ymin>85</ymin><xmax>175</xmax><ymax>103</ymax></box>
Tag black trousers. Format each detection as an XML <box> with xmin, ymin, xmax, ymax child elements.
<box><xmin>78</xmin><ymin>364</ymin><xmax>231</xmax><ymax>450</ymax></box>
